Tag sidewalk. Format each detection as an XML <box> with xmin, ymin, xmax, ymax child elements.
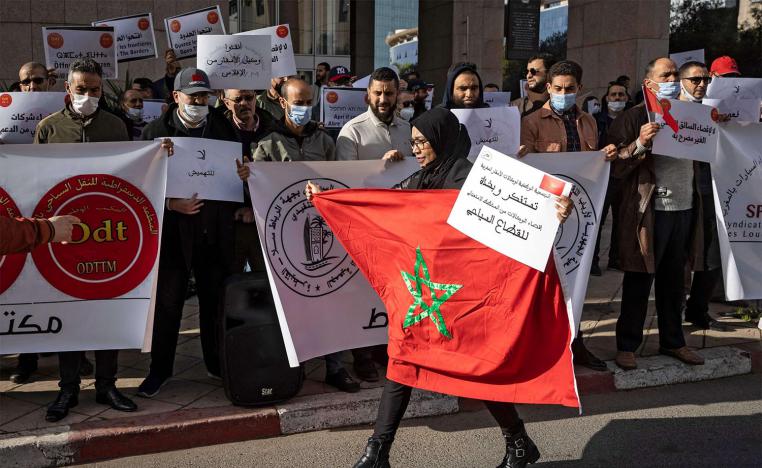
<box><xmin>1</xmin><ymin>220</ymin><xmax>760</xmax><ymax>467</ymax></box>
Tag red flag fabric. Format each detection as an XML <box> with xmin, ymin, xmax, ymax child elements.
<box><xmin>642</xmin><ymin>85</ymin><xmax>679</xmax><ymax>133</ymax></box>
<box><xmin>313</xmin><ymin>188</ymin><xmax>579</xmax><ymax>408</ymax></box>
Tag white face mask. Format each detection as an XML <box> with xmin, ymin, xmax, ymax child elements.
<box><xmin>400</xmin><ymin>107</ymin><xmax>414</xmax><ymax>121</ymax></box>
<box><xmin>608</xmin><ymin>100</ymin><xmax>627</xmax><ymax>113</ymax></box>
<box><xmin>71</xmin><ymin>93</ymin><xmax>99</xmax><ymax>116</ymax></box>
<box><xmin>181</xmin><ymin>103</ymin><xmax>209</xmax><ymax>123</ymax></box>
<box><xmin>680</xmin><ymin>82</ymin><xmax>702</xmax><ymax>103</ymax></box>
<box><xmin>126</xmin><ymin>107</ymin><xmax>143</xmax><ymax>121</ymax></box>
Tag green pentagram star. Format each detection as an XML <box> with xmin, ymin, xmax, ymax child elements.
<box><xmin>401</xmin><ymin>246</ymin><xmax>462</xmax><ymax>339</ymax></box>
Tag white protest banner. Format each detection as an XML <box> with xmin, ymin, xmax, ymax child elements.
<box><xmin>0</xmin><ymin>92</ymin><xmax>65</xmax><ymax>143</ymax></box>
<box><xmin>651</xmin><ymin>99</ymin><xmax>720</xmax><ymax>163</ymax></box>
<box><xmin>451</xmin><ymin>106</ymin><xmax>521</xmax><ymax>161</ymax></box>
<box><xmin>235</xmin><ymin>24</ymin><xmax>297</xmax><ymax>78</ymax></box>
<box><xmin>447</xmin><ymin>146</ymin><xmax>572</xmax><ymax>272</ymax></box>
<box><xmin>320</xmin><ymin>87</ymin><xmax>367</xmax><ymax>128</ymax></box>
<box><xmin>484</xmin><ymin>91</ymin><xmax>512</xmax><ymax>107</ymax></box>
<box><xmin>669</xmin><ymin>49</ymin><xmax>705</xmax><ymax>68</ymax></box>
<box><xmin>197</xmin><ymin>35</ymin><xmax>271</xmax><ymax>90</ymax></box>
<box><xmin>92</xmin><ymin>13</ymin><xmax>158</xmax><ymax>62</ymax></box>
<box><xmin>712</xmin><ymin>122</ymin><xmax>762</xmax><ymax>300</ymax></box>
<box><xmin>247</xmin><ymin>159</ymin><xmax>420</xmax><ymax>365</ymax></box>
<box><xmin>164</xmin><ymin>5</ymin><xmax>226</xmax><ymax>59</ymax></box>
<box><xmin>141</xmin><ymin>99</ymin><xmax>168</xmax><ymax>123</ymax></box>
<box><xmin>43</xmin><ymin>26</ymin><xmax>118</xmax><ymax>79</ymax></box>
<box><xmin>521</xmin><ymin>152</ymin><xmax>610</xmax><ymax>333</ymax></box>
<box><xmin>0</xmin><ymin>141</ymin><xmax>166</xmax><ymax>354</ymax></box>
<box><xmin>165</xmin><ymin>137</ymin><xmax>243</xmax><ymax>203</ymax></box>
<box><xmin>706</xmin><ymin>77</ymin><xmax>762</xmax><ymax>123</ymax></box>
<box><xmin>352</xmin><ymin>75</ymin><xmax>370</xmax><ymax>88</ymax></box>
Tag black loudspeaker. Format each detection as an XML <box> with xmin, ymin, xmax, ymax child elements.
<box><xmin>221</xmin><ymin>272</ymin><xmax>303</xmax><ymax>406</ymax></box>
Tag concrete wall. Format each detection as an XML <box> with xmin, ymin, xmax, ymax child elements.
<box><xmin>0</xmin><ymin>0</ymin><xmax>228</xmax><ymax>90</ymax></box>
<box><xmin>567</xmin><ymin>0</ymin><xmax>670</xmax><ymax>99</ymax></box>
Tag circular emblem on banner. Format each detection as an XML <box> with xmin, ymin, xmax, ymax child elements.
<box><xmin>326</xmin><ymin>91</ymin><xmax>339</xmax><ymax>104</ymax></box>
<box><xmin>138</xmin><ymin>17</ymin><xmax>150</xmax><ymax>31</ymax></box>
<box><xmin>31</xmin><ymin>174</ymin><xmax>160</xmax><ymax>299</ymax></box>
<box><xmin>170</xmin><ymin>20</ymin><xmax>182</xmax><ymax>33</ymax></box>
<box><xmin>264</xmin><ymin>179</ymin><xmax>359</xmax><ymax>297</ymax></box>
<box><xmin>0</xmin><ymin>93</ymin><xmax>12</xmax><ymax>107</ymax></box>
<box><xmin>207</xmin><ymin>11</ymin><xmax>219</xmax><ymax>24</ymax></box>
<box><xmin>276</xmin><ymin>25</ymin><xmax>289</xmax><ymax>38</ymax></box>
<box><xmin>710</xmin><ymin>107</ymin><xmax>720</xmax><ymax>122</ymax></box>
<box><xmin>0</xmin><ymin>187</ymin><xmax>27</xmax><ymax>295</ymax></box>
<box><xmin>99</xmin><ymin>33</ymin><xmax>113</xmax><ymax>49</ymax></box>
<box><xmin>553</xmin><ymin>175</ymin><xmax>597</xmax><ymax>276</ymax></box>
<box><xmin>47</xmin><ymin>33</ymin><xmax>64</xmax><ymax>49</ymax></box>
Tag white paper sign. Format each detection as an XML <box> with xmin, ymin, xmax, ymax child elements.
<box><xmin>703</xmin><ymin>98</ymin><xmax>760</xmax><ymax>124</ymax></box>
<box><xmin>43</xmin><ymin>26</ymin><xmax>118</xmax><ymax>79</ymax></box>
<box><xmin>706</xmin><ymin>77</ymin><xmax>762</xmax><ymax>123</ymax></box>
<box><xmin>320</xmin><ymin>87</ymin><xmax>368</xmax><ymax>128</ymax></box>
<box><xmin>247</xmin><ymin>159</ymin><xmax>420</xmax><ymax>366</ymax></box>
<box><xmin>92</xmin><ymin>13</ymin><xmax>158</xmax><ymax>62</ymax></box>
<box><xmin>448</xmin><ymin>146</ymin><xmax>572</xmax><ymax>272</ymax></box>
<box><xmin>484</xmin><ymin>91</ymin><xmax>512</xmax><ymax>107</ymax></box>
<box><xmin>235</xmin><ymin>24</ymin><xmax>297</xmax><ymax>78</ymax></box>
<box><xmin>0</xmin><ymin>92</ymin><xmax>66</xmax><ymax>143</ymax></box>
<box><xmin>712</xmin><ymin>122</ymin><xmax>762</xmax><ymax>300</ymax></box>
<box><xmin>0</xmin><ymin>141</ymin><xmax>166</xmax><ymax>354</ymax></box>
<box><xmin>669</xmin><ymin>49</ymin><xmax>705</xmax><ymax>68</ymax></box>
<box><xmin>141</xmin><ymin>99</ymin><xmax>168</xmax><ymax>123</ymax></box>
<box><xmin>197</xmin><ymin>35</ymin><xmax>271</xmax><ymax>90</ymax></box>
<box><xmin>164</xmin><ymin>5</ymin><xmax>226</xmax><ymax>59</ymax></box>
<box><xmin>451</xmin><ymin>106</ymin><xmax>521</xmax><ymax>161</ymax></box>
<box><xmin>352</xmin><ymin>75</ymin><xmax>371</xmax><ymax>88</ymax></box>
<box><xmin>652</xmin><ymin>99</ymin><xmax>720</xmax><ymax>163</ymax></box>
<box><xmin>165</xmin><ymin>137</ymin><xmax>243</xmax><ymax>203</ymax></box>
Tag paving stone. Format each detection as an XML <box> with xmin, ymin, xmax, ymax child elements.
<box><xmin>1</xmin><ymin>406</ymin><xmax>87</xmax><ymax>433</ymax></box>
<box><xmin>150</xmin><ymin>379</ymin><xmax>218</xmax><ymax>406</ymax></box>
<box><xmin>0</xmin><ymin>395</ymin><xmax>39</xmax><ymax>426</ymax></box>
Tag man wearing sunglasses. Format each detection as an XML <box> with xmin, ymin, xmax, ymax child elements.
<box><xmin>511</xmin><ymin>53</ymin><xmax>555</xmax><ymax>116</ymax></box>
<box><xmin>18</xmin><ymin>62</ymin><xmax>53</xmax><ymax>92</ymax></box>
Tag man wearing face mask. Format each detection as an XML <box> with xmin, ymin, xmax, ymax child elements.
<box><xmin>33</xmin><ymin>58</ymin><xmax>137</xmax><ymax>422</ymax></box>
<box><xmin>117</xmin><ymin>89</ymin><xmax>147</xmax><ymax>140</ymax></box>
<box><xmin>397</xmin><ymin>89</ymin><xmax>415</xmax><ymax>122</ymax></box>
<box><xmin>608</xmin><ymin>57</ymin><xmax>706</xmax><ymax>371</ymax></box>
<box><xmin>511</xmin><ymin>53</ymin><xmax>555</xmax><ymax>117</ymax></box>
<box><xmin>137</xmin><ymin>68</ymin><xmax>240</xmax><ymax>398</ymax></box>
<box><xmin>257</xmin><ymin>76</ymin><xmax>288</xmax><ymax>121</ymax></box>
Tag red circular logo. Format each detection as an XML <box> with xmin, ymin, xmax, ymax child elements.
<box><xmin>100</xmin><ymin>33</ymin><xmax>114</xmax><ymax>49</ymax></box>
<box><xmin>0</xmin><ymin>188</ymin><xmax>26</xmax><ymax>295</ymax></box>
<box><xmin>138</xmin><ymin>17</ymin><xmax>150</xmax><ymax>31</ymax></box>
<box><xmin>170</xmin><ymin>20</ymin><xmax>182</xmax><ymax>33</ymax></box>
<box><xmin>710</xmin><ymin>107</ymin><xmax>720</xmax><ymax>122</ymax></box>
<box><xmin>276</xmin><ymin>25</ymin><xmax>289</xmax><ymax>38</ymax></box>
<box><xmin>326</xmin><ymin>91</ymin><xmax>339</xmax><ymax>104</ymax></box>
<box><xmin>207</xmin><ymin>11</ymin><xmax>219</xmax><ymax>24</ymax></box>
<box><xmin>0</xmin><ymin>93</ymin><xmax>12</xmax><ymax>107</ymax></box>
<box><xmin>47</xmin><ymin>32</ymin><xmax>64</xmax><ymax>49</ymax></box>
<box><xmin>31</xmin><ymin>175</ymin><xmax>159</xmax><ymax>299</ymax></box>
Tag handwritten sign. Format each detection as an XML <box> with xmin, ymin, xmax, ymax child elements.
<box><xmin>652</xmin><ymin>99</ymin><xmax>719</xmax><ymax>163</ymax></box>
<box><xmin>141</xmin><ymin>99</ymin><xmax>168</xmax><ymax>123</ymax></box>
<box><xmin>451</xmin><ymin>106</ymin><xmax>521</xmax><ymax>161</ymax></box>
<box><xmin>42</xmin><ymin>26</ymin><xmax>118</xmax><ymax>80</ymax></box>
<box><xmin>0</xmin><ymin>92</ymin><xmax>65</xmax><ymax>143</ymax></box>
<box><xmin>165</xmin><ymin>137</ymin><xmax>243</xmax><ymax>202</ymax></box>
<box><xmin>669</xmin><ymin>49</ymin><xmax>705</xmax><ymax>68</ymax></box>
<box><xmin>484</xmin><ymin>91</ymin><xmax>512</xmax><ymax>106</ymax></box>
<box><xmin>705</xmin><ymin>77</ymin><xmax>762</xmax><ymax>123</ymax></box>
<box><xmin>235</xmin><ymin>24</ymin><xmax>297</xmax><ymax>78</ymax></box>
<box><xmin>92</xmin><ymin>13</ymin><xmax>158</xmax><ymax>62</ymax></box>
<box><xmin>320</xmin><ymin>87</ymin><xmax>368</xmax><ymax>128</ymax></box>
<box><xmin>448</xmin><ymin>146</ymin><xmax>572</xmax><ymax>272</ymax></box>
<box><xmin>197</xmin><ymin>35</ymin><xmax>271</xmax><ymax>90</ymax></box>
<box><xmin>164</xmin><ymin>5</ymin><xmax>226</xmax><ymax>59</ymax></box>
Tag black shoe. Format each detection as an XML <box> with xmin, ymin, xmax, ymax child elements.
<box><xmin>497</xmin><ymin>425</ymin><xmax>540</xmax><ymax>468</ymax></box>
<box><xmin>571</xmin><ymin>338</ymin><xmax>608</xmax><ymax>372</ymax></box>
<box><xmin>137</xmin><ymin>373</ymin><xmax>170</xmax><ymax>398</ymax></box>
<box><xmin>79</xmin><ymin>356</ymin><xmax>94</xmax><ymax>377</ymax></box>
<box><xmin>326</xmin><ymin>368</ymin><xmax>361</xmax><ymax>393</ymax></box>
<box><xmin>686</xmin><ymin>312</ymin><xmax>712</xmax><ymax>329</ymax></box>
<box><xmin>353</xmin><ymin>357</ymin><xmax>380</xmax><ymax>382</ymax></box>
<box><xmin>9</xmin><ymin>364</ymin><xmax>37</xmax><ymax>384</ymax></box>
<box><xmin>46</xmin><ymin>390</ymin><xmax>79</xmax><ymax>422</ymax></box>
<box><xmin>96</xmin><ymin>387</ymin><xmax>138</xmax><ymax>412</ymax></box>
<box><xmin>590</xmin><ymin>264</ymin><xmax>602</xmax><ymax>276</ymax></box>
<box><xmin>353</xmin><ymin>437</ymin><xmax>392</xmax><ymax>468</ymax></box>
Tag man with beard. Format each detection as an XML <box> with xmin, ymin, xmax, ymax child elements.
<box><xmin>511</xmin><ymin>53</ymin><xmax>555</xmax><ymax>116</ymax></box>
<box><xmin>257</xmin><ymin>76</ymin><xmax>288</xmax><ymax>120</ymax></box>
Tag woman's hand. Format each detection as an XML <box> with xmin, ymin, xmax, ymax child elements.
<box><xmin>236</xmin><ymin>157</ymin><xmax>251</xmax><ymax>181</ymax></box>
<box><xmin>305</xmin><ymin>180</ymin><xmax>322</xmax><ymax>202</ymax></box>
<box><xmin>168</xmin><ymin>193</ymin><xmax>203</xmax><ymax>215</ymax></box>
<box><xmin>555</xmin><ymin>195</ymin><xmax>573</xmax><ymax>223</ymax></box>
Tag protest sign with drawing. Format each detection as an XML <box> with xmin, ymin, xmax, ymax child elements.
<box><xmin>92</xmin><ymin>13</ymin><xmax>158</xmax><ymax>62</ymax></box>
<box><xmin>164</xmin><ymin>5</ymin><xmax>226</xmax><ymax>59</ymax></box>
<box><xmin>451</xmin><ymin>106</ymin><xmax>521</xmax><ymax>161</ymax></box>
<box><xmin>0</xmin><ymin>92</ymin><xmax>66</xmax><ymax>144</ymax></box>
<box><xmin>164</xmin><ymin>137</ymin><xmax>243</xmax><ymax>203</ymax></box>
<box><xmin>197</xmin><ymin>35</ymin><xmax>271</xmax><ymax>90</ymax></box>
<box><xmin>43</xmin><ymin>26</ymin><xmax>118</xmax><ymax>79</ymax></box>
<box><xmin>235</xmin><ymin>24</ymin><xmax>297</xmax><ymax>78</ymax></box>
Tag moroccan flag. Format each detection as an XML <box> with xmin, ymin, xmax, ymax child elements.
<box><xmin>642</xmin><ymin>84</ymin><xmax>679</xmax><ymax>133</ymax></box>
<box><xmin>313</xmin><ymin>188</ymin><xmax>578</xmax><ymax>408</ymax></box>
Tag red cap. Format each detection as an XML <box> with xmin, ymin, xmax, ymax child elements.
<box><xmin>710</xmin><ymin>56</ymin><xmax>740</xmax><ymax>76</ymax></box>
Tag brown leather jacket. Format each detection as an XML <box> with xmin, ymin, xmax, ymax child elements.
<box><xmin>608</xmin><ymin>103</ymin><xmax>704</xmax><ymax>273</ymax></box>
<box><xmin>520</xmin><ymin>101</ymin><xmax>599</xmax><ymax>153</ymax></box>
<box><xmin>0</xmin><ymin>217</ymin><xmax>54</xmax><ymax>255</ymax></box>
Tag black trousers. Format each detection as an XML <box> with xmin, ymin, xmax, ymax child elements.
<box><xmin>687</xmin><ymin>194</ymin><xmax>722</xmax><ymax>316</ymax></box>
<box><xmin>17</xmin><ymin>353</ymin><xmax>38</xmax><ymax>369</ymax></box>
<box><xmin>616</xmin><ymin>210</ymin><xmax>692</xmax><ymax>352</ymax></box>
<box><xmin>372</xmin><ymin>380</ymin><xmax>522</xmax><ymax>441</ymax></box>
<box><xmin>149</xmin><ymin>242</ymin><xmax>227</xmax><ymax>378</ymax></box>
<box><xmin>593</xmin><ymin>177</ymin><xmax>621</xmax><ymax>267</ymax></box>
<box><xmin>58</xmin><ymin>350</ymin><xmax>117</xmax><ymax>393</ymax></box>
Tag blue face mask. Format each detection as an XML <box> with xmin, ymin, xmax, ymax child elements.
<box><xmin>656</xmin><ymin>81</ymin><xmax>680</xmax><ymax>100</ymax></box>
<box><xmin>288</xmin><ymin>104</ymin><xmax>311</xmax><ymax>126</ymax></box>
<box><xmin>550</xmin><ymin>93</ymin><xmax>577</xmax><ymax>112</ymax></box>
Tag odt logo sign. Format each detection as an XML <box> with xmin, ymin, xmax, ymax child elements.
<box><xmin>31</xmin><ymin>174</ymin><xmax>159</xmax><ymax>299</ymax></box>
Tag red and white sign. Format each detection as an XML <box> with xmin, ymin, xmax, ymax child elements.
<box><xmin>320</xmin><ymin>86</ymin><xmax>367</xmax><ymax>128</ymax></box>
<box><xmin>0</xmin><ymin>92</ymin><xmax>67</xmax><ymax>144</ymax></box>
<box><xmin>235</xmin><ymin>23</ymin><xmax>297</xmax><ymax>78</ymax></box>
<box><xmin>92</xmin><ymin>13</ymin><xmax>158</xmax><ymax>62</ymax></box>
<box><xmin>164</xmin><ymin>5</ymin><xmax>226</xmax><ymax>59</ymax></box>
<box><xmin>42</xmin><ymin>26</ymin><xmax>118</xmax><ymax>79</ymax></box>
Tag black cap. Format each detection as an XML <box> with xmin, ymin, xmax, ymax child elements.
<box><xmin>328</xmin><ymin>65</ymin><xmax>351</xmax><ymax>83</ymax></box>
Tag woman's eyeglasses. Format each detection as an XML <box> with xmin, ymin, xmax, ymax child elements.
<box><xmin>683</xmin><ymin>76</ymin><xmax>712</xmax><ymax>85</ymax></box>
<box><xmin>409</xmin><ymin>138</ymin><xmax>429</xmax><ymax>150</ymax></box>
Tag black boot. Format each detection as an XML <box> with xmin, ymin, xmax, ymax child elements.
<box><xmin>353</xmin><ymin>437</ymin><xmax>392</xmax><ymax>468</ymax></box>
<box><xmin>497</xmin><ymin>426</ymin><xmax>540</xmax><ymax>468</ymax></box>
<box><xmin>46</xmin><ymin>389</ymin><xmax>79</xmax><ymax>422</ymax></box>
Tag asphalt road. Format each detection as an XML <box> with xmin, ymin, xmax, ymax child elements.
<box><xmin>87</xmin><ymin>374</ymin><xmax>762</xmax><ymax>468</ymax></box>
